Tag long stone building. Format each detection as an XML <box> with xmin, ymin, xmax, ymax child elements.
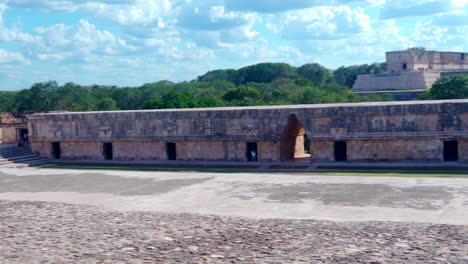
<box><xmin>353</xmin><ymin>50</ymin><xmax>468</xmax><ymax>92</ymax></box>
<box><xmin>27</xmin><ymin>99</ymin><xmax>468</xmax><ymax>163</ymax></box>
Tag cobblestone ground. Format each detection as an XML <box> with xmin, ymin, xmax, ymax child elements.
<box><xmin>0</xmin><ymin>201</ymin><xmax>467</xmax><ymax>264</ymax></box>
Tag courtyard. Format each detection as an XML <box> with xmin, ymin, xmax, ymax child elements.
<box><xmin>0</xmin><ymin>168</ymin><xmax>467</xmax><ymax>263</ymax></box>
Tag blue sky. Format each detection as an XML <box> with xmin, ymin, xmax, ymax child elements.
<box><xmin>0</xmin><ymin>0</ymin><xmax>467</xmax><ymax>90</ymax></box>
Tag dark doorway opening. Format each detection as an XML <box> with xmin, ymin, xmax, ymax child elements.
<box><xmin>103</xmin><ymin>143</ymin><xmax>113</xmax><ymax>160</ymax></box>
<box><xmin>246</xmin><ymin>142</ymin><xmax>258</xmax><ymax>161</ymax></box>
<box><xmin>334</xmin><ymin>141</ymin><xmax>347</xmax><ymax>162</ymax></box>
<box><xmin>19</xmin><ymin>129</ymin><xmax>28</xmax><ymax>139</ymax></box>
<box><xmin>280</xmin><ymin>114</ymin><xmax>310</xmax><ymax>161</ymax></box>
<box><xmin>52</xmin><ymin>142</ymin><xmax>61</xmax><ymax>160</ymax></box>
<box><xmin>17</xmin><ymin>128</ymin><xmax>29</xmax><ymax>145</ymax></box>
<box><xmin>166</xmin><ymin>142</ymin><xmax>177</xmax><ymax>160</ymax></box>
<box><xmin>304</xmin><ymin>134</ymin><xmax>310</xmax><ymax>154</ymax></box>
<box><xmin>402</xmin><ymin>63</ymin><xmax>407</xmax><ymax>70</ymax></box>
<box><xmin>444</xmin><ymin>140</ymin><xmax>458</xmax><ymax>162</ymax></box>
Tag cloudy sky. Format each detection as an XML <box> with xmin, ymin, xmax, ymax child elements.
<box><xmin>0</xmin><ymin>0</ymin><xmax>467</xmax><ymax>90</ymax></box>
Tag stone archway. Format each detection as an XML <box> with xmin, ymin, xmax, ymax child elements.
<box><xmin>280</xmin><ymin>114</ymin><xmax>310</xmax><ymax>161</ymax></box>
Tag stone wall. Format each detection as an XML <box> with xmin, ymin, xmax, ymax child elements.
<box><xmin>39</xmin><ymin>140</ymin><xmax>280</xmax><ymax>161</ymax></box>
<box><xmin>29</xmin><ymin>100</ymin><xmax>468</xmax><ymax>163</ymax></box>
<box><xmin>353</xmin><ymin>50</ymin><xmax>468</xmax><ymax>92</ymax></box>
<box><xmin>310</xmin><ymin>139</ymin><xmax>442</xmax><ymax>162</ymax></box>
<box><xmin>0</xmin><ymin>113</ymin><xmax>28</xmax><ymax>144</ymax></box>
<box><xmin>352</xmin><ymin>71</ymin><xmax>440</xmax><ymax>91</ymax></box>
<box><xmin>387</xmin><ymin>50</ymin><xmax>468</xmax><ymax>72</ymax></box>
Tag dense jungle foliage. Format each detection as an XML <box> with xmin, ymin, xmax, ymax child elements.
<box><xmin>1</xmin><ymin>61</ymin><xmax>463</xmax><ymax>113</ymax></box>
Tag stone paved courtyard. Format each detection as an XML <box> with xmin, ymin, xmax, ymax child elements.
<box><xmin>1</xmin><ymin>201</ymin><xmax>467</xmax><ymax>264</ymax></box>
<box><xmin>0</xmin><ymin>168</ymin><xmax>467</xmax><ymax>263</ymax></box>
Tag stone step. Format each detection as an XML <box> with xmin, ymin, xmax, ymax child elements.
<box><xmin>0</xmin><ymin>150</ymin><xmax>34</xmax><ymax>156</ymax></box>
<box><xmin>0</xmin><ymin>147</ymin><xmax>34</xmax><ymax>153</ymax></box>
<box><xmin>0</xmin><ymin>157</ymin><xmax>48</xmax><ymax>166</ymax></box>
<box><xmin>0</xmin><ymin>154</ymin><xmax>44</xmax><ymax>162</ymax></box>
<box><xmin>0</xmin><ymin>145</ymin><xmax>49</xmax><ymax>168</ymax></box>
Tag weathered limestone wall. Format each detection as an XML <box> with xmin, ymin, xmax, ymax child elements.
<box><xmin>32</xmin><ymin>140</ymin><xmax>280</xmax><ymax>161</ymax></box>
<box><xmin>387</xmin><ymin>51</ymin><xmax>468</xmax><ymax>72</ymax></box>
<box><xmin>460</xmin><ymin>139</ymin><xmax>468</xmax><ymax>162</ymax></box>
<box><xmin>0</xmin><ymin>113</ymin><xmax>28</xmax><ymax>144</ymax></box>
<box><xmin>29</xmin><ymin>100</ymin><xmax>468</xmax><ymax>163</ymax></box>
<box><xmin>310</xmin><ymin>139</ymin><xmax>443</xmax><ymax>162</ymax></box>
<box><xmin>0</xmin><ymin>127</ymin><xmax>17</xmax><ymax>144</ymax></box>
<box><xmin>348</xmin><ymin>139</ymin><xmax>442</xmax><ymax>161</ymax></box>
<box><xmin>353</xmin><ymin>72</ymin><xmax>440</xmax><ymax>91</ymax></box>
<box><xmin>309</xmin><ymin>141</ymin><xmax>334</xmax><ymax>162</ymax></box>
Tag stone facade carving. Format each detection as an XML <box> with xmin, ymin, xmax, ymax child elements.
<box><xmin>28</xmin><ymin>100</ymin><xmax>468</xmax><ymax>163</ymax></box>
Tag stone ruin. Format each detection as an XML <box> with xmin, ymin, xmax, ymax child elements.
<box><xmin>27</xmin><ymin>100</ymin><xmax>468</xmax><ymax>164</ymax></box>
<box><xmin>353</xmin><ymin>50</ymin><xmax>468</xmax><ymax>92</ymax></box>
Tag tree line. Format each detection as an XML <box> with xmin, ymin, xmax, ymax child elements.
<box><xmin>0</xmin><ymin>61</ymin><xmax>465</xmax><ymax>113</ymax></box>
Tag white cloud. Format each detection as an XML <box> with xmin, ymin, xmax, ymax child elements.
<box><xmin>83</xmin><ymin>0</ymin><xmax>171</xmax><ymax>26</ymax></box>
<box><xmin>29</xmin><ymin>19</ymin><xmax>133</xmax><ymax>62</ymax></box>
<box><xmin>224</xmin><ymin>0</ymin><xmax>376</xmax><ymax>13</ymax></box>
<box><xmin>380</xmin><ymin>0</ymin><xmax>454</xmax><ymax>19</ymax></box>
<box><xmin>4</xmin><ymin>0</ymin><xmax>134</xmax><ymax>12</ymax></box>
<box><xmin>0</xmin><ymin>48</ymin><xmax>28</xmax><ymax>64</ymax></box>
<box><xmin>281</xmin><ymin>6</ymin><xmax>371</xmax><ymax>40</ymax></box>
<box><xmin>224</xmin><ymin>0</ymin><xmax>329</xmax><ymax>13</ymax></box>
<box><xmin>0</xmin><ymin>4</ymin><xmax>36</xmax><ymax>42</ymax></box>
<box><xmin>432</xmin><ymin>5</ymin><xmax>468</xmax><ymax>26</ymax></box>
<box><xmin>177</xmin><ymin>0</ymin><xmax>252</xmax><ymax>31</ymax></box>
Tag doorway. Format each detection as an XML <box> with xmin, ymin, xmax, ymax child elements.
<box><xmin>17</xmin><ymin>128</ymin><xmax>29</xmax><ymax>145</ymax></box>
<box><xmin>444</xmin><ymin>140</ymin><xmax>458</xmax><ymax>162</ymax></box>
<box><xmin>52</xmin><ymin>142</ymin><xmax>61</xmax><ymax>159</ymax></box>
<box><xmin>334</xmin><ymin>141</ymin><xmax>347</xmax><ymax>162</ymax></box>
<box><xmin>103</xmin><ymin>143</ymin><xmax>113</xmax><ymax>160</ymax></box>
<box><xmin>246</xmin><ymin>142</ymin><xmax>258</xmax><ymax>161</ymax></box>
<box><xmin>166</xmin><ymin>142</ymin><xmax>177</xmax><ymax>160</ymax></box>
<box><xmin>280</xmin><ymin>114</ymin><xmax>310</xmax><ymax>161</ymax></box>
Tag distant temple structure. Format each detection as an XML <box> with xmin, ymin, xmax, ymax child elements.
<box><xmin>353</xmin><ymin>50</ymin><xmax>468</xmax><ymax>92</ymax></box>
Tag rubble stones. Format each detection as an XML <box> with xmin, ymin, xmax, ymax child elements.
<box><xmin>0</xmin><ymin>200</ymin><xmax>467</xmax><ymax>264</ymax></box>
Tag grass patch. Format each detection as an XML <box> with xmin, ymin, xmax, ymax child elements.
<box><xmin>269</xmin><ymin>165</ymin><xmax>310</xmax><ymax>169</ymax></box>
<box><xmin>41</xmin><ymin>164</ymin><xmax>468</xmax><ymax>178</ymax></box>
<box><xmin>323</xmin><ymin>170</ymin><xmax>468</xmax><ymax>178</ymax></box>
<box><xmin>42</xmin><ymin>162</ymin><xmax>261</xmax><ymax>173</ymax></box>
<box><xmin>47</xmin><ymin>162</ymin><xmax>260</xmax><ymax>169</ymax></box>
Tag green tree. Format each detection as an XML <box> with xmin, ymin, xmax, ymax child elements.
<box><xmin>139</xmin><ymin>81</ymin><xmax>175</xmax><ymax>99</ymax></box>
<box><xmin>14</xmin><ymin>81</ymin><xmax>59</xmax><ymax>112</ymax></box>
<box><xmin>142</xmin><ymin>91</ymin><xmax>199</xmax><ymax>109</ymax></box>
<box><xmin>54</xmin><ymin>82</ymin><xmax>95</xmax><ymax>111</ymax></box>
<box><xmin>96</xmin><ymin>98</ymin><xmax>119</xmax><ymax>111</ymax></box>
<box><xmin>424</xmin><ymin>74</ymin><xmax>468</xmax><ymax>99</ymax></box>
<box><xmin>0</xmin><ymin>92</ymin><xmax>17</xmax><ymax>112</ymax></box>
<box><xmin>198</xmin><ymin>97</ymin><xmax>220</xmax><ymax>108</ymax></box>
<box><xmin>297</xmin><ymin>63</ymin><xmax>331</xmax><ymax>87</ymax></box>
<box><xmin>222</xmin><ymin>85</ymin><xmax>262</xmax><ymax>104</ymax></box>
<box><xmin>407</xmin><ymin>47</ymin><xmax>426</xmax><ymax>51</ymax></box>
<box><xmin>297</xmin><ymin>86</ymin><xmax>326</xmax><ymax>104</ymax></box>
<box><xmin>197</xmin><ymin>69</ymin><xmax>238</xmax><ymax>83</ymax></box>
<box><xmin>236</xmin><ymin>63</ymin><xmax>297</xmax><ymax>84</ymax></box>
<box><xmin>333</xmin><ymin>63</ymin><xmax>386</xmax><ymax>88</ymax></box>
<box><xmin>112</xmin><ymin>88</ymin><xmax>144</xmax><ymax>110</ymax></box>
